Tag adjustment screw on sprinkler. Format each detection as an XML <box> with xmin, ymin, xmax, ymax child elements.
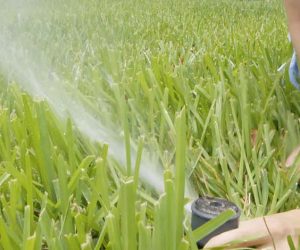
<box><xmin>191</xmin><ymin>196</ymin><xmax>241</xmax><ymax>249</ymax></box>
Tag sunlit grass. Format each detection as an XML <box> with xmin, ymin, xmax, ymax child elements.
<box><xmin>0</xmin><ymin>0</ymin><xmax>300</xmax><ymax>249</ymax></box>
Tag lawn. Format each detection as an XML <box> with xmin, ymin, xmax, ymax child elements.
<box><xmin>0</xmin><ymin>0</ymin><xmax>299</xmax><ymax>249</ymax></box>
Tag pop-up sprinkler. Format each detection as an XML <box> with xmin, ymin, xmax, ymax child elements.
<box><xmin>191</xmin><ymin>196</ymin><xmax>241</xmax><ymax>249</ymax></box>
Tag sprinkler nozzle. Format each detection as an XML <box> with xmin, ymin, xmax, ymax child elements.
<box><xmin>191</xmin><ymin>196</ymin><xmax>241</xmax><ymax>249</ymax></box>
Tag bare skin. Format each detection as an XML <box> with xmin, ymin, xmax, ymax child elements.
<box><xmin>285</xmin><ymin>0</ymin><xmax>300</xmax><ymax>57</ymax></box>
<box><xmin>205</xmin><ymin>209</ymin><xmax>300</xmax><ymax>249</ymax></box>
<box><xmin>205</xmin><ymin>1</ymin><xmax>300</xmax><ymax>249</ymax></box>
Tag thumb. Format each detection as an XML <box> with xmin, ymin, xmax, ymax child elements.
<box><xmin>205</xmin><ymin>218</ymin><xmax>271</xmax><ymax>249</ymax></box>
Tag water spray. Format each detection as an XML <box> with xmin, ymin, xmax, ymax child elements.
<box><xmin>0</xmin><ymin>4</ymin><xmax>241</xmax><ymax>249</ymax></box>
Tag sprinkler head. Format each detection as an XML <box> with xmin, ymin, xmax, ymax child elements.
<box><xmin>191</xmin><ymin>196</ymin><xmax>241</xmax><ymax>249</ymax></box>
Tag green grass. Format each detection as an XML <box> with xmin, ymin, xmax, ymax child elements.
<box><xmin>0</xmin><ymin>0</ymin><xmax>300</xmax><ymax>249</ymax></box>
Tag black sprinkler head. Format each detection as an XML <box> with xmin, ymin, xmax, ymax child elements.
<box><xmin>191</xmin><ymin>196</ymin><xmax>241</xmax><ymax>249</ymax></box>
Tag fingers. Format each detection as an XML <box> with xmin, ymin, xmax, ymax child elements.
<box><xmin>205</xmin><ymin>218</ymin><xmax>271</xmax><ymax>249</ymax></box>
<box><xmin>205</xmin><ymin>210</ymin><xmax>300</xmax><ymax>249</ymax></box>
<box><xmin>285</xmin><ymin>145</ymin><xmax>300</xmax><ymax>167</ymax></box>
<box><xmin>259</xmin><ymin>238</ymin><xmax>293</xmax><ymax>250</ymax></box>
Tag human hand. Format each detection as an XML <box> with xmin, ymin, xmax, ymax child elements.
<box><xmin>205</xmin><ymin>209</ymin><xmax>300</xmax><ymax>249</ymax></box>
